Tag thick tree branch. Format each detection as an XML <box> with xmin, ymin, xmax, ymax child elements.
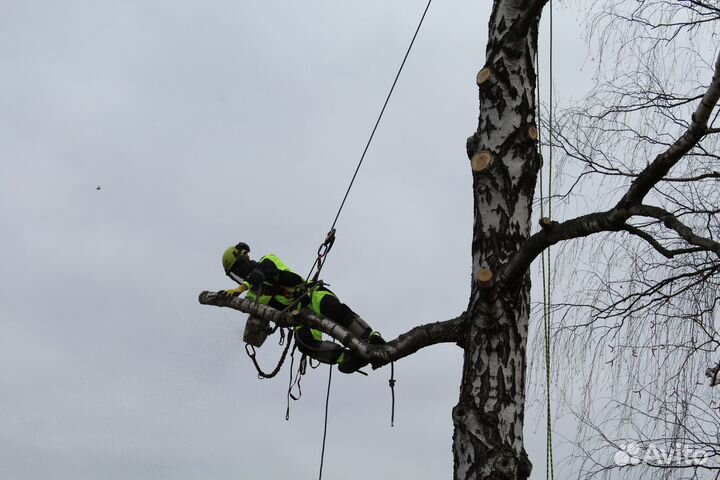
<box><xmin>499</xmin><ymin>202</ymin><xmax>720</xmax><ymax>285</ymax></box>
<box><xmin>500</xmin><ymin>52</ymin><xmax>720</xmax><ymax>286</ymax></box>
<box><xmin>198</xmin><ymin>291</ymin><xmax>468</xmax><ymax>368</ymax></box>
<box><xmin>498</xmin><ymin>209</ymin><xmax>630</xmax><ymax>285</ymax></box>
<box><xmin>616</xmin><ymin>52</ymin><xmax>720</xmax><ymax>208</ymax></box>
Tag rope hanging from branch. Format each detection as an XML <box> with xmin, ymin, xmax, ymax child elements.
<box><xmin>536</xmin><ymin>1</ymin><xmax>555</xmax><ymax>478</ymax></box>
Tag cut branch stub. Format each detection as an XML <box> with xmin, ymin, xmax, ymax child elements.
<box><xmin>476</xmin><ymin>67</ymin><xmax>492</xmax><ymax>86</ymax></box>
<box><xmin>475</xmin><ymin>268</ymin><xmax>494</xmax><ymax>287</ymax></box>
<box><xmin>471</xmin><ymin>151</ymin><xmax>493</xmax><ymax>172</ymax></box>
<box><xmin>539</xmin><ymin>217</ymin><xmax>553</xmax><ymax>228</ymax></box>
<box><xmin>528</xmin><ymin>125</ymin><xmax>538</xmax><ymax>141</ymax></box>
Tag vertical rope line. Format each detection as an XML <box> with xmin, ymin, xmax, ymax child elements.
<box><xmin>545</xmin><ymin>2</ymin><xmax>555</xmax><ymax>479</ymax></box>
<box><xmin>548</xmin><ymin>0</ymin><xmax>554</xmax><ymax>224</ymax></box>
<box><xmin>535</xmin><ymin>6</ymin><xmax>555</xmax><ymax>480</ymax></box>
<box><xmin>544</xmin><ymin>261</ymin><xmax>553</xmax><ymax>480</ymax></box>
<box><xmin>318</xmin><ymin>365</ymin><xmax>333</xmax><ymax>480</ymax></box>
<box><xmin>536</xmin><ymin>49</ymin><xmax>545</xmax><ymax>218</ymax></box>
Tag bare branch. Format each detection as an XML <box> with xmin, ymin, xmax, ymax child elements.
<box><xmin>198</xmin><ymin>291</ymin><xmax>467</xmax><ymax>368</ymax></box>
<box><xmin>501</xmin><ymin>52</ymin><xmax>720</xmax><ymax>286</ymax></box>
<box><xmin>617</xmin><ymin>51</ymin><xmax>720</xmax><ymax>208</ymax></box>
<box><xmin>621</xmin><ymin>224</ymin><xmax>705</xmax><ymax>258</ymax></box>
<box><xmin>499</xmin><ymin>209</ymin><xmax>629</xmax><ymax>285</ymax></box>
<box><xmin>662</xmin><ymin>171</ymin><xmax>720</xmax><ymax>182</ymax></box>
<box><xmin>629</xmin><ymin>204</ymin><xmax>720</xmax><ymax>256</ymax></box>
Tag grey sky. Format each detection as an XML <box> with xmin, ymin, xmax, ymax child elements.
<box><xmin>1</xmin><ymin>1</ymin><xmax>590</xmax><ymax>478</ymax></box>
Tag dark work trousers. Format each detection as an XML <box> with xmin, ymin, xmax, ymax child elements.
<box><xmin>295</xmin><ymin>290</ymin><xmax>371</xmax><ymax>365</ymax></box>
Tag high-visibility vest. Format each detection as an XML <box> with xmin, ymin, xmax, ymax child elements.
<box><xmin>245</xmin><ymin>254</ymin><xmax>331</xmax><ymax>341</ymax></box>
<box><xmin>244</xmin><ymin>254</ymin><xmax>298</xmax><ymax>307</ymax></box>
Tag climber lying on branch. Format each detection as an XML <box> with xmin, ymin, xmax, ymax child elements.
<box><xmin>218</xmin><ymin>242</ymin><xmax>386</xmax><ymax>373</ymax></box>
<box><xmin>200</xmin><ymin>242</ymin><xmax>467</xmax><ymax>370</ymax></box>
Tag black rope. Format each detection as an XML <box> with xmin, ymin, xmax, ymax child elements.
<box><xmin>308</xmin><ymin>4</ymin><xmax>434</xmax><ymax>473</ymax></box>
<box><xmin>303</xmin><ymin>1</ymin><xmax>434</xmax><ymax>474</ymax></box>
<box><xmin>245</xmin><ymin>329</ymin><xmax>294</xmax><ymax>379</ymax></box>
<box><xmin>283</xmin><ymin>0</ymin><xmax>433</xmax><ymax>473</ymax></box>
<box><xmin>328</xmin><ymin>0</ymin><xmax>434</xmax><ymax>233</ymax></box>
<box><xmin>389</xmin><ymin>362</ymin><xmax>396</xmax><ymax>427</ymax></box>
<box><xmin>289</xmin><ymin>354</ymin><xmax>307</xmax><ymax>401</ymax></box>
<box><xmin>318</xmin><ymin>365</ymin><xmax>333</xmax><ymax>480</ymax></box>
<box><xmin>285</xmin><ymin>344</ymin><xmax>299</xmax><ymax>420</ymax></box>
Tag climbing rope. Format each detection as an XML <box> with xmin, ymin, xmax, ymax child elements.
<box><xmin>312</xmin><ymin>2</ymin><xmax>434</xmax><ymax>477</ymax></box>
<box><xmin>318</xmin><ymin>365</ymin><xmax>332</xmax><ymax>480</ymax></box>
<box><xmin>326</xmin><ymin>0</ymin><xmax>434</xmax><ymax>236</ymax></box>
<box><xmin>536</xmin><ymin>2</ymin><xmax>555</xmax><ymax>479</ymax></box>
<box><xmin>237</xmin><ymin>0</ymin><xmax>432</xmax><ymax>473</ymax></box>
<box><xmin>389</xmin><ymin>362</ymin><xmax>397</xmax><ymax>427</ymax></box>
<box><xmin>306</xmin><ymin>0</ymin><xmax>434</xmax><ymax>283</ymax></box>
<box><xmin>285</xmin><ymin>344</ymin><xmax>300</xmax><ymax>420</ymax></box>
<box><xmin>289</xmin><ymin>352</ymin><xmax>307</xmax><ymax>402</ymax></box>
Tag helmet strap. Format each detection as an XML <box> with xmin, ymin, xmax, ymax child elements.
<box><xmin>227</xmin><ymin>271</ymin><xmax>244</xmax><ymax>285</ymax></box>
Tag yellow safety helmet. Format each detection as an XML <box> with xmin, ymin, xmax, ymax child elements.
<box><xmin>222</xmin><ymin>242</ymin><xmax>250</xmax><ymax>274</ymax></box>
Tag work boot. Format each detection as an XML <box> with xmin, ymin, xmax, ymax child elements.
<box><xmin>337</xmin><ymin>351</ymin><xmax>369</xmax><ymax>374</ymax></box>
<box><xmin>346</xmin><ymin>315</ymin><xmax>373</xmax><ymax>341</ymax></box>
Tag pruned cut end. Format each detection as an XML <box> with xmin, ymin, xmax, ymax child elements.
<box><xmin>471</xmin><ymin>151</ymin><xmax>492</xmax><ymax>172</ymax></box>
<box><xmin>528</xmin><ymin>125</ymin><xmax>538</xmax><ymax>141</ymax></box>
<box><xmin>476</xmin><ymin>68</ymin><xmax>491</xmax><ymax>86</ymax></box>
<box><xmin>476</xmin><ymin>268</ymin><xmax>494</xmax><ymax>286</ymax></box>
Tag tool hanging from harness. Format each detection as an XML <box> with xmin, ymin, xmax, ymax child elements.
<box><xmin>243</xmin><ymin>315</ymin><xmax>271</xmax><ymax>348</ymax></box>
<box><xmin>242</xmin><ymin>232</ymin><xmax>336</xmax><ymax>382</ymax></box>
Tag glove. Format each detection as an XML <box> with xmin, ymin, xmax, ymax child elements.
<box><xmin>218</xmin><ymin>285</ymin><xmax>248</xmax><ymax>298</ymax></box>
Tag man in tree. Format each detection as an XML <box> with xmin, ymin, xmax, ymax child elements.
<box><xmin>199</xmin><ymin>0</ymin><xmax>720</xmax><ymax>476</ymax></box>
<box><xmin>219</xmin><ymin>242</ymin><xmax>385</xmax><ymax>373</ymax></box>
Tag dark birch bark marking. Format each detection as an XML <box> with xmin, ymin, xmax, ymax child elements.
<box><xmin>453</xmin><ymin>2</ymin><xmax>543</xmax><ymax>479</ymax></box>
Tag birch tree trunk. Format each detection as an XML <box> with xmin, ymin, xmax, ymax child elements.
<box><xmin>454</xmin><ymin>1</ymin><xmax>542</xmax><ymax>478</ymax></box>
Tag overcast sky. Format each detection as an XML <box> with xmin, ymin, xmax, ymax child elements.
<box><xmin>1</xmin><ymin>1</ymin><xmax>592</xmax><ymax>478</ymax></box>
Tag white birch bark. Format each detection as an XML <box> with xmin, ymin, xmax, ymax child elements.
<box><xmin>454</xmin><ymin>1</ymin><xmax>544</xmax><ymax>478</ymax></box>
